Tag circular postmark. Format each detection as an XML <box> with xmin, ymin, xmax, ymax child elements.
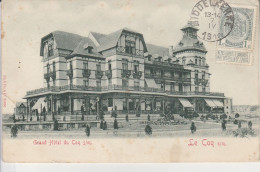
<box><xmin>189</xmin><ymin>0</ymin><xmax>234</xmax><ymax>42</ymax></box>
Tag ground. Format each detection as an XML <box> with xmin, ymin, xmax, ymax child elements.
<box><xmin>2</xmin><ymin>115</ymin><xmax>259</xmax><ymax>138</ymax></box>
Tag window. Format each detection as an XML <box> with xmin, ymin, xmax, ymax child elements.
<box><xmin>202</xmin><ymin>71</ymin><xmax>205</xmax><ymax>79</ymax></box>
<box><xmin>43</xmin><ymin>42</ymin><xmax>48</xmax><ymax>58</ymax></box>
<box><xmin>70</xmin><ymin>61</ymin><xmax>73</xmax><ymax>70</ymax></box>
<box><xmin>161</xmin><ymin>70</ymin><xmax>164</xmax><ymax>77</ymax></box>
<box><xmin>108</xmin><ymin>61</ymin><xmax>112</xmax><ymax>70</ymax></box>
<box><xmin>195</xmin><ymin>70</ymin><xmax>198</xmax><ymax>79</ymax></box>
<box><xmin>182</xmin><ymin>57</ymin><xmax>186</xmax><ymax>65</ymax></box>
<box><xmin>96</xmin><ymin>62</ymin><xmax>101</xmax><ymax>71</ymax></box>
<box><xmin>96</xmin><ymin>79</ymin><xmax>101</xmax><ymax>88</ymax></box>
<box><xmin>134</xmin><ymin>64</ymin><xmax>139</xmax><ymax>73</ymax></box>
<box><xmin>195</xmin><ymin>86</ymin><xmax>199</xmax><ymax>92</ymax></box>
<box><xmin>108</xmin><ymin>98</ymin><xmax>113</xmax><ymax>107</ymax></box>
<box><xmin>122</xmin><ymin>59</ymin><xmax>128</xmax><ymax>70</ymax></box>
<box><xmin>122</xmin><ymin>78</ymin><xmax>128</xmax><ymax>88</ymax></box>
<box><xmin>134</xmin><ymin>79</ymin><xmax>139</xmax><ymax>88</ymax></box>
<box><xmin>125</xmin><ymin>36</ymin><xmax>136</xmax><ymax>55</ymax></box>
<box><xmin>48</xmin><ymin>44</ymin><xmax>54</xmax><ymax>57</ymax></box>
<box><xmin>83</xmin><ymin>61</ymin><xmax>88</xmax><ymax>69</ymax></box>
<box><xmin>199</xmin><ymin>59</ymin><xmax>201</xmax><ymax>65</ymax></box>
<box><xmin>123</xmin><ymin>98</ymin><xmax>127</xmax><ymax>111</ymax></box>
<box><xmin>170</xmin><ymin>83</ymin><xmax>175</xmax><ymax>92</ymax></box>
<box><xmin>53</xmin><ymin>62</ymin><xmax>56</xmax><ymax>72</ymax></box>
<box><xmin>202</xmin><ymin>87</ymin><xmax>206</xmax><ymax>92</ymax></box>
<box><xmin>195</xmin><ymin>58</ymin><xmax>197</xmax><ymax>65</ymax></box>
<box><xmin>84</xmin><ymin>80</ymin><xmax>89</xmax><ymax>87</ymax></box>
<box><xmin>161</xmin><ymin>81</ymin><xmax>165</xmax><ymax>91</ymax></box>
<box><xmin>47</xmin><ymin>63</ymin><xmax>50</xmax><ymax>73</ymax></box>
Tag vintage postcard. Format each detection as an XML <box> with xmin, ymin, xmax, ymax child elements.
<box><xmin>1</xmin><ymin>0</ymin><xmax>260</xmax><ymax>162</ymax></box>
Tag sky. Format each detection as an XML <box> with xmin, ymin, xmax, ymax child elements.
<box><xmin>1</xmin><ymin>0</ymin><xmax>259</xmax><ymax>114</ymax></box>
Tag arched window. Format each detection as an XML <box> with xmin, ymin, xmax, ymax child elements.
<box><xmin>182</xmin><ymin>57</ymin><xmax>186</xmax><ymax>65</ymax></box>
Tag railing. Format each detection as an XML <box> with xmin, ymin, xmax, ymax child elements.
<box><xmin>95</xmin><ymin>70</ymin><xmax>103</xmax><ymax>79</ymax></box>
<box><xmin>26</xmin><ymin>84</ymin><xmax>224</xmax><ymax>97</ymax></box>
<box><xmin>82</xmin><ymin>69</ymin><xmax>91</xmax><ymax>78</ymax></box>
<box><xmin>44</xmin><ymin>73</ymin><xmax>50</xmax><ymax>82</ymax></box>
<box><xmin>116</xmin><ymin>46</ymin><xmax>143</xmax><ymax>56</ymax></box>
<box><xmin>105</xmin><ymin>70</ymin><xmax>112</xmax><ymax>79</ymax></box>
<box><xmin>144</xmin><ymin>73</ymin><xmax>191</xmax><ymax>82</ymax></box>
<box><xmin>50</xmin><ymin>71</ymin><xmax>56</xmax><ymax>80</ymax></box>
<box><xmin>133</xmin><ymin>71</ymin><xmax>142</xmax><ymax>79</ymax></box>
<box><xmin>121</xmin><ymin>69</ymin><xmax>131</xmax><ymax>78</ymax></box>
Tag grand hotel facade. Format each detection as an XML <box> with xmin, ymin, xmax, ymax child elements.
<box><xmin>24</xmin><ymin>23</ymin><xmax>232</xmax><ymax>120</ymax></box>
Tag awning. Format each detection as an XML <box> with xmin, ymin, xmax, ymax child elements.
<box><xmin>212</xmin><ymin>99</ymin><xmax>224</xmax><ymax>107</ymax></box>
<box><xmin>32</xmin><ymin>97</ymin><xmax>46</xmax><ymax>110</ymax></box>
<box><xmin>178</xmin><ymin>98</ymin><xmax>193</xmax><ymax>108</ymax></box>
<box><xmin>204</xmin><ymin>99</ymin><xmax>217</xmax><ymax>107</ymax></box>
<box><xmin>145</xmin><ymin>78</ymin><xmax>158</xmax><ymax>89</ymax></box>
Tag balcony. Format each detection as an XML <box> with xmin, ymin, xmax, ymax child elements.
<box><xmin>121</xmin><ymin>69</ymin><xmax>131</xmax><ymax>78</ymax></box>
<box><xmin>66</xmin><ymin>69</ymin><xmax>73</xmax><ymax>79</ymax></box>
<box><xmin>95</xmin><ymin>70</ymin><xmax>103</xmax><ymax>79</ymax></box>
<box><xmin>116</xmin><ymin>46</ymin><xmax>144</xmax><ymax>57</ymax></box>
<box><xmin>133</xmin><ymin>71</ymin><xmax>142</xmax><ymax>79</ymax></box>
<box><xmin>44</xmin><ymin>73</ymin><xmax>50</xmax><ymax>82</ymax></box>
<box><xmin>50</xmin><ymin>71</ymin><xmax>56</xmax><ymax>80</ymax></box>
<box><xmin>105</xmin><ymin>70</ymin><xmax>112</xmax><ymax>79</ymax></box>
<box><xmin>26</xmin><ymin>84</ymin><xmax>225</xmax><ymax>98</ymax></box>
<box><xmin>82</xmin><ymin>69</ymin><xmax>91</xmax><ymax>78</ymax></box>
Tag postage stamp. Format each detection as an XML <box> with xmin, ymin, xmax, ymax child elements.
<box><xmin>218</xmin><ymin>5</ymin><xmax>257</xmax><ymax>50</ymax></box>
<box><xmin>216</xmin><ymin>50</ymin><xmax>253</xmax><ymax>65</ymax></box>
<box><xmin>216</xmin><ymin>4</ymin><xmax>258</xmax><ymax>65</ymax></box>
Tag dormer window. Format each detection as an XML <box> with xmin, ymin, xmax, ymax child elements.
<box><xmin>84</xmin><ymin>44</ymin><xmax>93</xmax><ymax>53</ymax></box>
<box><xmin>179</xmin><ymin>42</ymin><xmax>183</xmax><ymax>46</ymax></box>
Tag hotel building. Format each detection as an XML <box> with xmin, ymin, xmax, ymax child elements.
<box><xmin>24</xmin><ymin>23</ymin><xmax>232</xmax><ymax>120</ymax></box>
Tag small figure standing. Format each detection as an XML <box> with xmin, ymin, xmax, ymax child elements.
<box><xmin>125</xmin><ymin>114</ymin><xmax>129</xmax><ymax>122</ymax></box>
<box><xmin>221</xmin><ymin>120</ymin><xmax>226</xmax><ymax>131</ymax></box>
<box><xmin>58</xmin><ymin>106</ymin><xmax>61</xmax><ymax>115</ymax></box>
<box><xmin>43</xmin><ymin>113</ymin><xmax>46</xmax><ymax>121</ymax></box>
<box><xmin>12</xmin><ymin>114</ymin><xmax>16</xmax><ymax>123</ymax></box>
<box><xmin>85</xmin><ymin>125</ymin><xmax>90</xmax><ymax>137</ymax></box>
<box><xmin>100</xmin><ymin>120</ymin><xmax>104</xmax><ymax>129</ymax></box>
<box><xmin>54</xmin><ymin>119</ymin><xmax>59</xmax><ymax>131</ymax></box>
<box><xmin>30</xmin><ymin>116</ymin><xmax>32</xmax><ymax>122</ymax></box>
<box><xmin>103</xmin><ymin>121</ymin><xmax>107</xmax><ymax>130</ymax></box>
<box><xmin>11</xmin><ymin>125</ymin><xmax>18</xmax><ymax>138</ymax></box>
<box><xmin>114</xmin><ymin>119</ymin><xmax>118</xmax><ymax>129</ymax></box>
<box><xmin>81</xmin><ymin>104</ymin><xmax>84</xmax><ymax>121</ymax></box>
<box><xmin>238</xmin><ymin>121</ymin><xmax>242</xmax><ymax>128</ymax></box>
<box><xmin>147</xmin><ymin>114</ymin><xmax>151</xmax><ymax>121</ymax></box>
<box><xmin>145</xmin><ymin>124</ymin><xmax>152</xmax><ymax>135</ymax></box>
<box><xmin>248</xmin><ymin>121</ymin><xmax>252</xmax><ymax>130</ymax></box>
<box><xmin>22</xmin><ymin>115</ymin><xmax>25</xmax><ymax>122</ymax></box>
<box><xmin>190</xmin><ymin>122</ymin><xmax>196</xmax><ymax>134</ymax></box>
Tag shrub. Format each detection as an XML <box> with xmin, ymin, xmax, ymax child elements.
<box><xmin>233</xmin><ymin>128</ymin><xmax>256</xmax><ymax>137</ymax></box>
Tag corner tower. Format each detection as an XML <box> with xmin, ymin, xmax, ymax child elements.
<box><xmin>171</xmin><ymin>22</ymin><xmax>210</xmax><ymax>93</ymax></box>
